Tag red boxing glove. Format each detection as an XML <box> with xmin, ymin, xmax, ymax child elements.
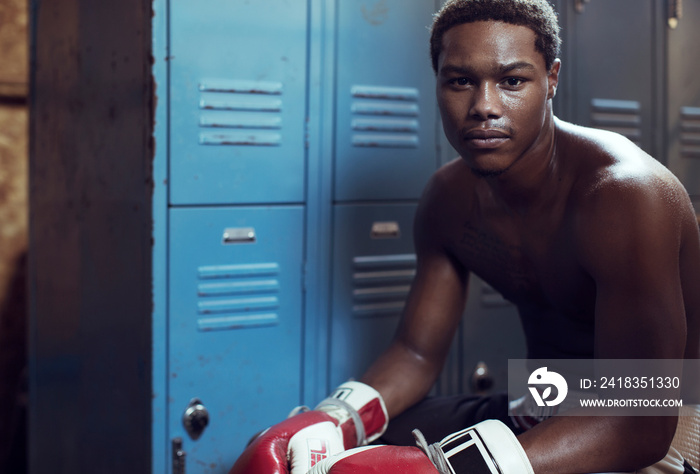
<box><xmin>229</xmin><ymin>381</ymin><xmax>388</xmax><ymax>474</ymax></box>
<box><xmin>306</xmin><ymin>445</ymin><xmax>438</xmax><ymax>474</ymax></box>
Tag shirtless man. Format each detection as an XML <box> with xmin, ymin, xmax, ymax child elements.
<box><xmin>229</xmin><ymin>1</ymin><xmax>700</xmax><ymax>473</ymax></box>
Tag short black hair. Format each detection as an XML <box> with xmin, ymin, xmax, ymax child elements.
<box><xmin>430</xmin><ymin>0</ymin><xmax>561</xmax><ymax>73</ymax></box>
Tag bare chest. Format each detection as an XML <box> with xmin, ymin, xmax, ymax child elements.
<box><xmin>450</xmin><ymin>216</ymin><xmax>595</xmax><ymax>318</ymax></box>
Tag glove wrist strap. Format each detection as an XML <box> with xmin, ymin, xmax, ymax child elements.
<box><xmin>315</xmin><ymin>381</ymin><xmax>389</xmax><ymax>446</ymax></box>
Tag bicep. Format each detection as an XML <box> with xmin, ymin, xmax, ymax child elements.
<box><xmin>393</xmin><ymin>191</ymin><xmax>470</xmax><ymax>364</ymax></box>
<box><xmin>577</xmin><ymin>182</ymin><xmax>687</xmax><ymax>359</ymax></box>
<box><xmin>360</xmin><ymin>180</ymin><xmax>470</xmax><ymax>412</ymax></box>
<box><xmin>395</xmin><ymin>247</ymin><xmax>469</xmax><ymax>363</ymax></box>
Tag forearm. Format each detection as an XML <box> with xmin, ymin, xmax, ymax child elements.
<box><xmin>360</xmin><ymin>340</ymin><xmax>443</xmax><ymax>419</ymax></box>
<box><xmin>518</xmin><ymin>415</ymin><xmax>677</xmax><ymax>473</ymax></box>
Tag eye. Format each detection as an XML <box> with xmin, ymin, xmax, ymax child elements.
<box><xmin>503</xmin><ymin>77</ymin><xmax>525</xmax><ymax>88</ymax></box>
<box><xmin>448</xmin><ymin>77</ymin><xmax>472</xmax><ymax>88</ymax></box>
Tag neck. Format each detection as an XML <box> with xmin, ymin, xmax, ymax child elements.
<box><xmin>483</xmin><ymin>113</ymin><xmax>561</xmax><ymax>215</ymax></box>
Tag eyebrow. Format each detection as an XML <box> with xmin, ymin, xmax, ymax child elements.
<box><xmin>439</xmin><ymin>61</ymin><xmax>537</xmax><ymax>76</ymax></box>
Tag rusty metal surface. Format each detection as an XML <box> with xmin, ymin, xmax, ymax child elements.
<box><xmin>0</xmin><ymin>0</ymin><xmax>28</xmax><ymax>86</ymax></box>
<box><xmin>0</xmin><ymin>0</ymin><xmax>29</xmax><ymax>468</ymax></box>
<box><xmin>0</xmin><ymin>105</ymin><xmax>28</xmax><ymax>289</ymax></box>
<box><xmin>29</xmin><ymin>0</ymin><xmax>153</xmax><ymax>471</ymax></box>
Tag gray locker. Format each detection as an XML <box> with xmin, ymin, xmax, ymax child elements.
<box><xmin>169</xmin><ymin>0</ymin><xmax>308</xmax><ymax>205</ymax></box>
<box><xmin>334</xmin><ymin>0</ymin><xmax>438</xmax><ymax>201</ymax></box>
<box><xmin>666</xmin><ymin>0</ymin><xmax>700</xmax><ymax>196</ymax></box>
<box><xmin>461</xmin><ymin>279</ymin><xmax>526</xmax><ymax>394</ymax></box>
<box><xmin>329</xmin><ymin>203</ymin><xmax>418</xmax><ymax>387</ymax></box>
<box><xmin>563</xmin><ymin>0</ymin><xmax>657</xmax><ymax>154</ymax></box>
<box><xmin>168</xmin><ymin>206</ymin><xmax>304</xmax><ymax>467</ymax></box>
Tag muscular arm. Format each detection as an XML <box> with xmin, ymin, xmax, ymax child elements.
<box><xmin>361</xmin><ymin>173</ymin><xmax>469</xmax><ymax>418</ymax></box>
<box><xmin>520</xmin><ymin>170</ymin><xmax>691</xmax><ymax>473</ymax></box>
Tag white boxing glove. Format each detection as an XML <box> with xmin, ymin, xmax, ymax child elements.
<box><xmin>414</xmin><ymin>419</ymin><xmax>534</xmax><ymax>474</ymax></box>
<box><xmin>308</xmin><ymin>419</ymin><xmax>533</xmax><ymax>474</ymax></box>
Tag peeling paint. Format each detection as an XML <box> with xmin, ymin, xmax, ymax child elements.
<box><xmin>361</xmin><ymin>0</ymin><xmax>389</xmax><ymax>25</ymax></box>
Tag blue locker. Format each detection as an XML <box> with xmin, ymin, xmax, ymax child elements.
<box><xmin>168</xmin><ymin>206</ymin><xmax>304</xmax><ymax>469</ymax></box>
<box><xmin>334</xmin><ymin>0</ymin><xmax>438</xmax><ymax>201</ymax></box>
<box><xmin>330</xmin><ymin>203</ymin><xmax>418</xmax><ymax>387</ymax></box>
<box><xmin>29</xmin><ymin>0</ymin><xmax>700</xmax><ymax>472</ymax></box>
<box><xmin>169</xmin><ymin>0</ymin><xmax>308</xmax><ymax>205</ymax></box>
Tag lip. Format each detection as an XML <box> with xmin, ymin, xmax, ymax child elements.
<box><xmin>464</xmin><ymin>129</ymin><xmax>510</xmax><ymax>149</ymax></box>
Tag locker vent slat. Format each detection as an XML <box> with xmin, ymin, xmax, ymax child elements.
<box><xmin>681</xmin><ymin>107</ymin><xmax>700</xmax><ymax>158</ymax></box>
<box><xmin>351</xmin><ymin>254</ymin><xmax>416</xmax><ymax>317</ymax></box>
<box><xmin>353</xmin><ymin>254</ymin><xmax>416</xmax><ymax>268</ymax></box>
<box><xmin>196</xmin><ymin>263</ymin><xmax>281</xmax><ymax>330</ymax></box>
<box><xmin>350</xmin><ymin>85</ymin><xmax>420</xmax><ymax>148</ymax></box>
<box><xmin>198</xmin><ymin>296</ymin><xmax>279</xmax><ymax>314</ymax></box>
<box><xmin>197</xmin><ymin>314</ymin><xmax>278</xmax><ymax>331</ymax></box>
<box><xmin>200</xmin><ymin>79</ymin><xmax>283</xmax><ymax>95</ymax></box>
<box><xmin>198</xmin><ymin>279</ymin><xmax>280</xmax><ymax>296</ymax></box>
<box><xmin>590</xmin><ymin>98</ymin><xmax>642</xmax><ymax>143</ymax></box>
<box><xmin>198</xmin><ymin>263</ymin><xmax>279</xmax><ymax>279</ymax></box>
<box><xmin>198</xmin><ymin>78</ymin><xmax>283</xmax><ymax>147</ymax></box>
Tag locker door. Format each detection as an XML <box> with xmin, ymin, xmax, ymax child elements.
<box><xmin>334</xmin><ymin>0</ymin><xmax>438</xmax><ymax>201</ymax></box>
<box><xmin>330</xmin><ymin>203</ymin><xmax>418</xmax><ymax>388</ymax></box>
<box><xmin>666</xmin><ymin>0</ymin><xmax>700</xmax><ymax>195</ymax></box>
<box><xmin>168</xmin><ymin>207</ymin><xmax>304</xmax><ymax>472</ymax></box>
<box><xmin>170</xmin><ymin>0</ymin><xmax>308</xmax><ymax>205</ymax></box>
<box><xmin>461</xmin><ymin>279</ymin><xmax>526</xmax><ymax>394</ymax></box>
<box><xmin>567</xmin><ymin>0</ymin><xmax>655</xmax><ymax>154</ymax></box>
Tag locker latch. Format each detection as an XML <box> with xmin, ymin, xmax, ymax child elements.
<box><xmin>470</xmin><ymin>361</ymin><xmax>494</xmax><ymax>395</ymax></box>
<box><xmin>183</xmin><ymin>398</ymin><xmax>210</xmax><ymax>440</ymax></box>
<box><xmin>668</xmin><ymin>0</ymin><xmax>683</xmax><ymax>29</ymax></box>
<box><xmin>172</xmin><ymin>437</ymin><xmax>186</xmax><ymax>474</ymax></box>
<box><xmin>574</xmin><ymin>0</ymin><xmax>591</xmax><ymax>13</ymax></box>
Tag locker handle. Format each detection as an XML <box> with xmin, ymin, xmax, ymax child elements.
<box><xmin>574</xmin><ymin>0</ymin><xmax>591</xmax><ymax>13</ymax></box>
<box><xmin>470</xmin><ymin>361</ymin><xmax>494</xmax><ymax>395</ymax></box>
<box><xmin>183</xmin><ymin>398</ymin><xmax>210</xmax><ymax>440</ymax></box>
<box><xmin>222</xmin><ymin>227</ymin><xmax>256</xmax><ymax>244</ymax></box>
<box><xmin>668</xmin><ymin>0</ymin><xmax>683</xmax><ymax>29</ymax></box>
<box><xmin>371</xmin><ymin>221</ymin><xmax>401</xmax><ymax>239</ymax></box>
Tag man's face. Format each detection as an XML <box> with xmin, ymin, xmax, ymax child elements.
<box><xmin>436</xmin><ymin>21</ymin><xmax>559</xmax><ymax>177</ymax></box>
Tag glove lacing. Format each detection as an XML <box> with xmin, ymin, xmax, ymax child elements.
<box><xmin>315</xmin><ymin>397</ymin><xmax>367</xmax><ymax>446</ymax></box>
<box><xmin>287</xmin><ymin>405</ymin><xmax>310</xmax><ymax>418</ymax></box>
<box><xmin>413</xmin><ymin>429</ymin><xmax>452</xmax><ymax>474</ymax></box>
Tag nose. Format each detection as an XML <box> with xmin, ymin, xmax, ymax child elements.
<box><xmin>469</xmin><ymin>82</ymin><xmax>502</xmax><ymax>120</ymax></box>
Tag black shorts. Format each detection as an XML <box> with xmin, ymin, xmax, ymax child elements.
<box><xmin>376</xmin><ymin>391</ymin><xmax>521</xmax><ymax>446</ymax></box>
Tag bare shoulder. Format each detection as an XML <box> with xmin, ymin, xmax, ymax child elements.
<box><xmin>557</xmin><ymin>120</ymin><xmax>694</xmax><ymax>227</ymax></box>
<box><xmin>555</xmin><ymin>119</ymin><xmax>697</xmax><ymax>259</ymax></box>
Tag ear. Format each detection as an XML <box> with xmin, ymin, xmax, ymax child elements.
<box><xmin>547</xmin><ymin>59</ymin><xmax>561</xmax><ymax>100</ymax></box>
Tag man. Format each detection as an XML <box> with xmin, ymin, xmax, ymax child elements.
<box><xmin>230</xmin><ymin>1</ymin><xmax>700</xmax><ymax>473</ymax></box>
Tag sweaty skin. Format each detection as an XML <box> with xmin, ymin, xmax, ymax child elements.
<box><xmin>361</xmin><ymin>21</ymin><xmax>700</xmax><ymax>473</ymax></box>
